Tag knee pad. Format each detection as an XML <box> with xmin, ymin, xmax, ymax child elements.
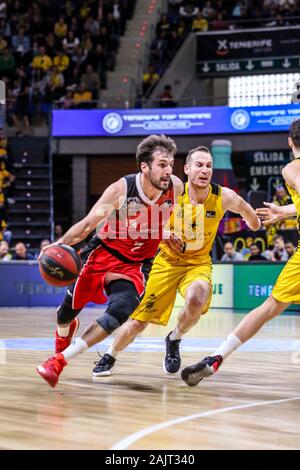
<box><xmin>57</xmin><ymin>284</ymin><xmax>81</xmax><ymax>324</ymax></box>
<box><xmin>97</xmin><ymin>280</ymin><xmax>140</xmax><ymax>334</ymax></box>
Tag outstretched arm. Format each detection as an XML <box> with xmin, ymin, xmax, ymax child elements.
<box><xmin>222</xmin><ymin>187</ymin><xmax>261</xmax><ymax>231</ymax></box>
<box><xmin>42</xmin><ymin>178</ymin><xmax>125</xmax><ymax>252</ymax></box>
<box><xmin>256</xmin><ymin>202</ymin><xmax>296</xmax><ymax>226</ymax></box>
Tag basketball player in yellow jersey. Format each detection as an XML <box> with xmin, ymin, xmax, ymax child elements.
<box><xmin>92</xmin><ymin>146</ymin><xmax>261</xmax><ymax>377</ymax></box>
<box><xmin>181</xmin><ymin>118</ymin><xmax>300</xmax><ymax>386</ymax></box>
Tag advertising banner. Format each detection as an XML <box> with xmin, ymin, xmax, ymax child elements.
<box><xmin>0</xmin><ymin>262</ymin><xmax>66</xmax><ymax>306</ymax></box>
<box><xmin>197</xmin><ymin>26</ymin><xmax>300</xmax><ymax>76</ymax></box>
<box><xmin>245</xmin><ymin>150</ymin><xmax>292</xmax><ymax>192</ymax></box>
<box><xmin>234</xmin><ymin>263</ymin><xmax>299</xmax><ymax>311</ymax></box>
<box><xmin>52</xmin><ymin>105</ymin><xmax>300</xmax><ymax>137</ymax></box>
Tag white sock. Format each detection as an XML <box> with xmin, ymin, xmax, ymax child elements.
<box><xmin>107</xmin><ymin>346</ymin><xmax>120</xmax><ymax>359</ymax></box>
<box><xmin>61</xmin><ymin>337</ymin><xmax>88</xmax><ymax>361</ymax></box>
<box><xmin>213</xmin><ymin>333</ymin><xmax>242</xmax><ymax>359</ymax></box>
<box><xmin>170</xmin><ymin>326</ymin><xmax>183</xmax><ymax>341</ymax></box>
<box><xmin>57</xmin><ymin>324</ymin><xmax>70</xmax><ymax>337</ymax></box>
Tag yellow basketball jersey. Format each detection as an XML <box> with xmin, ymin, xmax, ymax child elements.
<box><xmin>285</xmin><ymin>164</ymin><xmax>300</xmax><ymax>233</ymax></box>
<box><xmin>161</xmin><ymin>182</ymin><xmax>224</xmax><ymax>265</ymax></box>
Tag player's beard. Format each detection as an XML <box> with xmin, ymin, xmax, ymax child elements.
<box><xmin>149</xmin><ymin>172</ymin><xmax>171</xmax><ymax>191</ymax></box>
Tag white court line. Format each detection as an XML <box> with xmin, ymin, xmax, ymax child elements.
<box><xmin>59</xmin><ymin>381</ymin><xmax>101</xmax><ymax>389</ymax></box>
<box><xmin>110</xmin><ymin>396</ymin><xmax>300</xmax><ymax>450</ymax></box>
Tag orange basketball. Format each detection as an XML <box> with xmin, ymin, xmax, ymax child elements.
<box><xmin>39</xmin><ymin>244</ymin><xmax>81</xmax><ymax>287</ymax></box>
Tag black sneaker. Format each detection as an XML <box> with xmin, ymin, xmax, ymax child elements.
<box><xmin>181</xmin><ymin>355</ymin><xmax>223</xmax><ymax>386</ymax></box>
<box><xmin>163</xmin><ymin>331</ymin><xmax>181</xmax><ymax>374</ymax></box>
<box><xmin>93</xmin><ymin>353</ymin><xmax>116</xmax><ymax>377</ymax></box>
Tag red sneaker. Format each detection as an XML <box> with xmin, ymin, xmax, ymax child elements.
<box><xmin>55</xmin><ymin>318</ymin><xmax>80</xmax><ymax>354</ymax></box>
<box><xmin>181</xmin><ymin>355</ymin><xmax>223</xmax><ymax>387</ymax></box>
<box><xmin>36</xmin><ymin>354</ymin><xmax>67</xmax><ymax>388</ymax></box>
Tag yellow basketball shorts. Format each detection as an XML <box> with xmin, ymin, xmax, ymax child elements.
<box><xmin>272</xmin><ymin>245</ymin><xmax>300</xmax><ymax>304</ymax></box>
<box><xmin>131</xmin><ymin>251</ymin><xmax>213</xmax><ymax>326</ymax></box>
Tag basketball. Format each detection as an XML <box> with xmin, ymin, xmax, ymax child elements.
<box><xmin>39</xmin><ymin>244</ymin><xmax>81</xmax><ymax>287</ymax></box>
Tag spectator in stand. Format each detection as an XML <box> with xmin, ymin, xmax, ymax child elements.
<box><xmin>192</xmin><ymin>12</ymin><xmax>209</xmax><ymax>31</ymax></box>
<box><xmin>53</xmin><ymin>49</ymin><xmax>70</xmax><ymax>74</ymax></box>
<box><xmin>285</xmin><ymin>240</ymin><xmax>296</xmax><ymax>258</ymax></box>
<box><xmin>81</xmin><ymin>64</ymin><xmax>100</xmax><ymax>99</ymax></box>
<box><xmin>66</xmin><ymin>64</ymin><xmax>82</xmax><ymax>91</ymax></box>
<box><xmin>35</xmin><ymin>238</ymin><xmax>51</xmax><ymax>259</ymax></box>
<box><xmin>149</xmin><ymin>31</ymin><xmax>168</xmax><ymax>68</ymax></box>
<box><xmin>73</xmin><ymin>82</ymin><xmax>92</xmax><ymax>108</ymax></box>
<box><xmin>12</xmin><ymin>67</ymin><xmax>30</xmax><ymax>134</ymax></box>
<box><xmin>12</xmin><ymin>28</ymin><xmax>31</xmax><ymax>64</ymax></box>
<box><xmin>81</xmin><ymin>33</ymin><xmax>94</xmax><ymax>56</ymax></box>
<box><xmin>248</xmin><ymin>243</ymin><xmax>267</xmax><ymax>261</ymax></box>
<box><xmin>58</xmin><ymin>90</ymin><xmax>74</xmax><ymax>109</ymax></box>
<box><xmin>84</xmin><ymin>15</ymin><xmax>100</xmax><ymax>36</ymax></box>
<box><xmin>0</xmin><ymin>240</ymin><xmax>11</xmax><ymax>261</ymax></box>
<box><xmin>273</xmin><ymin>185</ymin><xmax>291</xmax><ymax>206</ymax></box>
<box><xmin>32</xmin><ymin>46</ymin><xmax>52</xmax><ymax>72</ymax></box>
<box><xmin>62</xmin><ymin>31</ymin><xmax>80</xmax><ymax>55</ymax></box>
<box><xmin>221</xmin><ymin>241</ymin><xmax>244</xmax><ymax>261</ymax></box>
<box><xmin>167</xmin><ymin>30</ymin><xmax>180</xmax><ymax>56</ymax></box>
<box><xmin>54</xmin><ymin>16</ymin><xmax>68</xmax><ymax>39</ymax></box>
<box><xmin>156</xmin><ymin>13</ymin><xmax>171</xmax><ymax>36</ymax></box>
<box><xmin>142</xmin><ymin>64</ymin><xmax>160</xmax><ymax>95</ymax></box>
<box><xmin>54</xmin><ymin>224</ymin><xmax>63</xmax><ymax>241</ymax></box>
<box><xmin>71</xmin><ymin>45</ymin><xmax>88</xmax><ymax>70</ymax></box>
<box><xmin>0</xmin><ymin>217</ymin><xmax>12</xmax><ymax>243</ymax></box>
<box><xmin>158</xmin><ymin>84</ymin><xmax>177</xmax><ymax>108</ymax></box>
<box><xmin>211</xmin><ymin>12</ymin><xmax>230</xmax><ymax>30</ymax></box>
<box><xmin>46</xmin><ymin>66</ymin><xmax>65</xmax><ymax>101</ymax></box>
<box><xmin>179</xmin><ymin>3</ymin><xmax>199</xmax><ymax>26</ymax></box>
<box><xmin>0</xmin><ymin>48</ymin><xmax>15</xmax><ymax>78</ymax></box>
<box><xmin>269</xmin><ymin>235</ymin><xmax>289</xmax><ymax>262</ymax></box>
<box><xmin>12</xmin><ymin>242</ymin><xmax>35</xmax><ymax>261</ymax></box>
<box><xmin>202</xmin><ymin>0</ymin><xmax>216</xmax><ymax>21</ymax></box>
<box><xmin>265</xmin><ymin>184</ymin><xmax>296</xmax><ymax>246</ymax></box>
<box><xmin>87</xmin><ymin>44</ymin><xmax>107</xmax><ymax>89</ymax></box>
<box><xmin>0</xmin><ymin>161</ymin><xmax>15</xmax><ymax>207</ymax></box>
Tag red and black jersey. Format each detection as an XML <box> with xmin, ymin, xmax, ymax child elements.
<box><xmin>83</xmin><ymin>174</ymin><xmax>175</xmax><ymax>264</ymax></box>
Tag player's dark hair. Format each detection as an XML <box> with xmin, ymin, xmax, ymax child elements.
<box><xmin>186</xmin><ymin>146</ymin><xmax>211</xmax><ymax>165</ymax></box>
<box><xmin>289</xmin><ymin>119</ymin><xmax>300</xmax><ymax>148</ymax></box>
<box><xmin>136</xmin><ymin>134</ymin><xmax>177</xmax><ymax>170</ymax></box>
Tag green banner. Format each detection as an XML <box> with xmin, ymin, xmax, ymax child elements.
<box><xmin>234</xmin><ymin>263</ymin><xmax>300</xmax><ymax>311</ymax></box>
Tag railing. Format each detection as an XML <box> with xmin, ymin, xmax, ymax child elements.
<box><xmin>51</xmin><ymin>91</ymin><xmax>296</xmax><ymax>110</ymax></box>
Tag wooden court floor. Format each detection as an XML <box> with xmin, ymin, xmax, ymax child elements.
<box><xmin>0</xmin><ymin>307</ymin><xmax>299</xmax><ymax>450</ymax></box>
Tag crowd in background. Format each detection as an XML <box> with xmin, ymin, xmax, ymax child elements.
<box><xmin>220</xmin><ymin>236</ymin><xmax>296</xmax><ymax>262</ymax></box>
<box><xmin>219</xmin><ymin>184</ymin><xmax>298</xmax><ymax>261</ymax></box>
<box><xmin>0</xmin><ymin>223</ymin><xmax>63</xmax><ymax>261</ymax></box>
<box><xmin>142</xmin><ymin>0</ymin><xmax>300</xmax><ymax>97</ymax></box>
<box><xmin>0</xmin><ymin>132</ymin><xmax>14</xmax><ymax>244</ymax></box>
<box><xmin>0</xmin><ymin>0</ymin><xmax>135</xmax><ymax>130</ymax></box>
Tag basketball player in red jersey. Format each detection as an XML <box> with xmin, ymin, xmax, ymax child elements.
<box><xmin>37</xmin><ymin>134</ymin><xmax>183</xmax><ymax>387</ymax></box>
